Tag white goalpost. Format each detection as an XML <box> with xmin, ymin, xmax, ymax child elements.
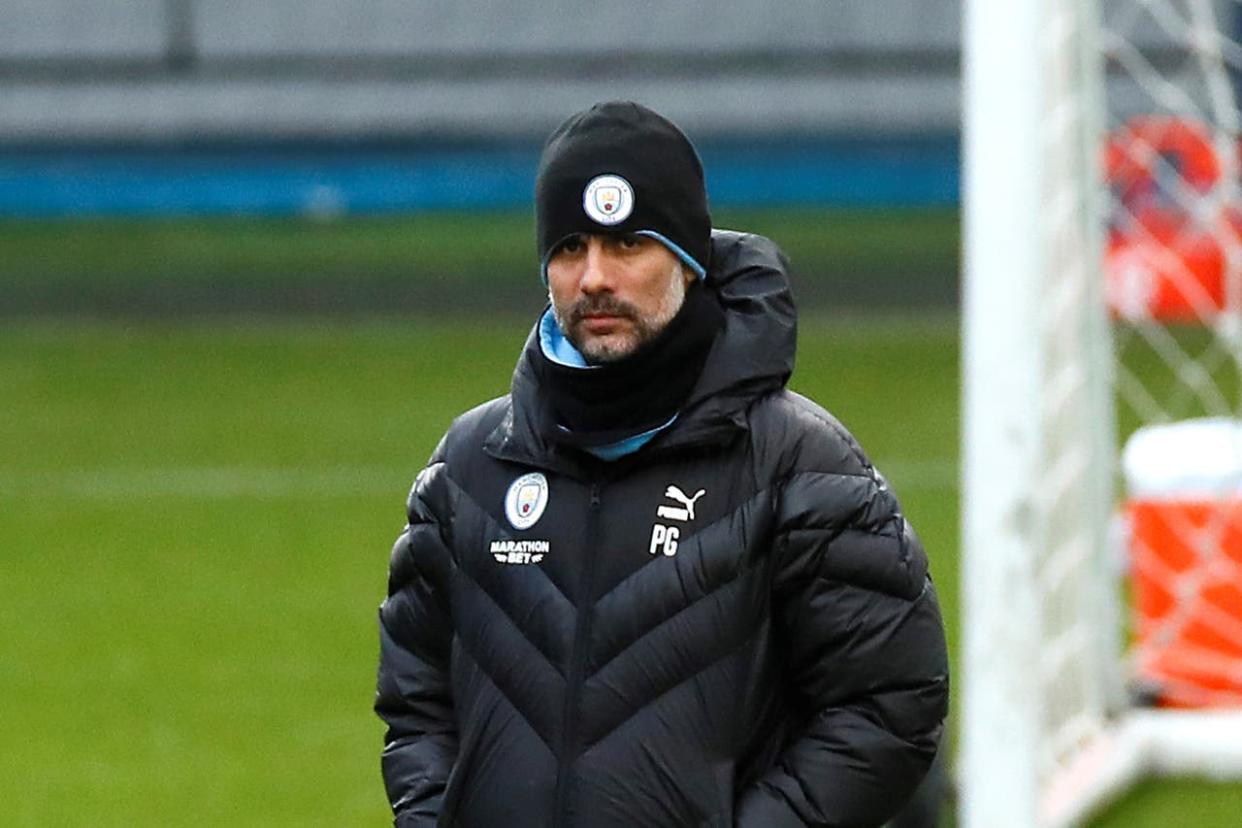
<box><xmin>963</xmin><ymin>0</ymin><xmax>1242</xmax><ymax>826</ymax></box>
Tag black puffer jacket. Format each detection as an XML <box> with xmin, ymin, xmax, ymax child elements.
<box><xmin>376</xmin><ymin>231</ymin><xmax>949</xmax><ymax>828</ymax></box>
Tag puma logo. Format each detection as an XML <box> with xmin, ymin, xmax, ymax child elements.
<box><xmin>656</xmin><ymin>485</ymin><xmax>706</xmax><ymax>523</ymax></box>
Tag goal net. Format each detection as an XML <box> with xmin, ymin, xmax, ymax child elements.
<box><xmin>964</xmin><ymin>1</ymin><xmax>1242</xmax><ymax>826</ymax></box>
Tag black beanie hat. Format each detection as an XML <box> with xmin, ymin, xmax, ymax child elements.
<box><xmin>535</xmin><ymin>101</ymin><xmax>711</xmax><ymax>277</ymax></box>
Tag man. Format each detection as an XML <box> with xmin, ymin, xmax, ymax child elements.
<box><xmin>375</xmin><ymin>101</ymin><xmax>949</xmax><ymax>827</ymax></box>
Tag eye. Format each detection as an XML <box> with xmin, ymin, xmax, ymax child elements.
<box><xmin>558</xmin><ymin>235</ymin><xmax>585</xmax><ymax>255</ymax></box>
<box><xmin>617</xmin><ymin>234</ymin><xmax>643</xmax><ymax>250</ymax></box>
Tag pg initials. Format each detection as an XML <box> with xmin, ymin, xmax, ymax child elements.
<box><xmin>648</xmin><ymin>524</ymin><xmax>679</xmax><ymax>557</ymax></box>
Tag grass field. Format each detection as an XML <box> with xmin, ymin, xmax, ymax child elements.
<box><xmin>0</xmin><ymin>208</ymin><xmax>959</xmax><ymax>315</ymax></box>
<box><xmin>5</xmin><ymin>313</ymin><xmax>1241</xmax><ymax>826</ymax></box>
<box><xmin>0</xmin><ymin>313</ymin><xmax>961</xmax><ymax>825</ymax></box>
<box><xmin>3</xmin><ymin>208</ymin><xmax>1241</xmax><ymax>824</ymax></box>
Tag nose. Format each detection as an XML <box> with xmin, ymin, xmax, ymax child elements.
<box><xmin>578</xmin><ymin>237</ymin><xmax>613</xmax><ymax>294</ymax></box>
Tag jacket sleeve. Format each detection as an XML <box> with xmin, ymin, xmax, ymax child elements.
<box><xmin>736</xmin><ymin>464</ymin><xmax>949</xmax><ymax>828</ymax></box>
<box><xmin>375</xmin><ymin>457</ymin><xmax>458</xmax><ymax>828</ymax></box>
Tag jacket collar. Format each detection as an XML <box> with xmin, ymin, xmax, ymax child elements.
<box><xmin>484</xmin><ymin>229</ymin><xmax>795</xmax><ymax>474</ymax></box>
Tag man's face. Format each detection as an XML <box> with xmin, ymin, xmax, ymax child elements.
<box><xmin>547</xmin><ymin>233</ymin><xmax>693</xmax><ymax>364</ymax></box>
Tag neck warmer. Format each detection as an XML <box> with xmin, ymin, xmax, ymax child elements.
<box><xmin>532</xmin><ymin>283</ymin><xmax>724</xmax><ymax>450</ymax></box>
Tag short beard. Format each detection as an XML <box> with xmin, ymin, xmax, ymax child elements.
<box><xmin>552</xmin><ymin>262</ymin><xmax>687</xmax><ymax>364</ymax></box>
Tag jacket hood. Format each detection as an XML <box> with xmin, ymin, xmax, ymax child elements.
<box><xmin>484</xmin><ymin>229</ymin><xmax>796</xmax><ymax>471</ymax></box>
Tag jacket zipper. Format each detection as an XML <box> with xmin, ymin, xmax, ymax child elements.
<box><xmin>554</xmin><ymin>482</ymin><xmax>602</xmax><ymax>828</ymax></box>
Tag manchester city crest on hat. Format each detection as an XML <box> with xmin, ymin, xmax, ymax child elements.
<box><xmin>504</xmin><ymin>472</ymin><xmax>549</xmax><ymax>530</ymax></box>
<box><xmin>583</xmin><ymin>174</ymin><xmax>634</xmax><ymax>225</ymax></box>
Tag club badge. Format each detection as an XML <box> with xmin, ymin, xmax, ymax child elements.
<box><xmin>504</xmin><ymin>472</ymin><xmax>549</xmax><ymax>530</ymax></box>
<box><xmin>583</xmin><ymin>174</ymin><xmax>634</xmax><ymax>225</ymax></box>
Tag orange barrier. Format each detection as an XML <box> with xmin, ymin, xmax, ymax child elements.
<box><xmin>1104</xmin><ymin>116</ymin><xmax>1242</xmax><ymax>321</ymax></box>
<box><xmin>1106</xmin><ymin>230</ymin><xmax>1226</xmax><ymax>321</ymax></box>
<box><xmin>1129</xmin><ymin>498</ymin><xmax>1242</xmax><ymax>706</ymax></box>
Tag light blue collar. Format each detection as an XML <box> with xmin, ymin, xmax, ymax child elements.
<box><xmin>575</xmin><ymin>415</ymin><xmax>677</xmax><ymax>460</ymax></box>
<box><xmin>538</xmin><ymin>308</ymin><xmax>594</xmax><ymax>368</ymax></box>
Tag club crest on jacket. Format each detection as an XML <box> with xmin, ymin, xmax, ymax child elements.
<box><xmin>504</xmin><ymin>472</ymin><xmax>549</xmax><ymax>530</ymax></box>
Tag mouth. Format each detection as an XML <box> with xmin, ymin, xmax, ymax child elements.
<box><xmin>580</xmin><ymin>314</ymin><xmax>625</xmax><ymax>334</ymax></box>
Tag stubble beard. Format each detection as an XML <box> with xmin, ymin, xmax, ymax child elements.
<box><xmin>552</xmin><ymin>262</ymin><xmax>687</xmax><ymax>365</ymax></box>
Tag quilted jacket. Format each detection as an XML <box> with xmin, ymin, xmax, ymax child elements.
<box><xmin>375</xmin><ymin>230</ymin><xmax>949</xmax><ymax>827</ymax></box>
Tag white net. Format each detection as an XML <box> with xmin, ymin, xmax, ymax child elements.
<box><xmin>1035</xmin><ymin>0</ymin><xmax>1121</xmax><ymax>811</ymax></box>
<box><xmin>1101</xmin><ymin>0</ymin><xmax>1242</xmax><ymax>709</ymax></box>
<box><xmin>1034</xmin><ymin>1</ymin><xmax>1242</xmax><ymax>823</ymax></box>
<box><xmin>965</xmin><ymin>1</ymin><xmax>1242</xmax><ymax>825</ymax></box>
<box><xmin>1103</xmin><ymin>0</ymin><xmax>1242</xmax><ymax>422</ymax></box>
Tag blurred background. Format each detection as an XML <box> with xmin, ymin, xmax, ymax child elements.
<box><xmin>0</xmin><ymin>0</ymin><xmax>959</xmax><ymax>315</ymax></box>
<box><xmin>0</xmin><ymin>1</ymin><xmax>1203</xmax><ymax>826</ymax></box>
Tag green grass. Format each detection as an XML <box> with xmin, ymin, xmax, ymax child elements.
<box><xmin>0</xmin><ymin>213</ymin><xmax>540</xmax><ymax>287</ymax></box>
<box><xmin>0</xmin><ymin>208</ymin><xmax>958</xmax><ymax>285</ymax></box>
<box><xmin>0</xmin><ymin>209</ymin><xmax>959</xmax><ymax>311</ymax></box>
<box><xmin>1</xmin><ymin>320</ymin><xmax>524</xmax><ymax>825</ymax></box>
<box><xmin>1115</xmin><ymin>323</ymin><xmax>1242</xmax><ymax>435</ymax></box>
<box><xmin>1092</xmin><ymin>780</ymin><xmax>1242</xmax><ymax>827</ymax></box>
<box><xmin>3</xmin><ymin>312</ymin><xmax>1239</xmax><ymax>825</ymax></box>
